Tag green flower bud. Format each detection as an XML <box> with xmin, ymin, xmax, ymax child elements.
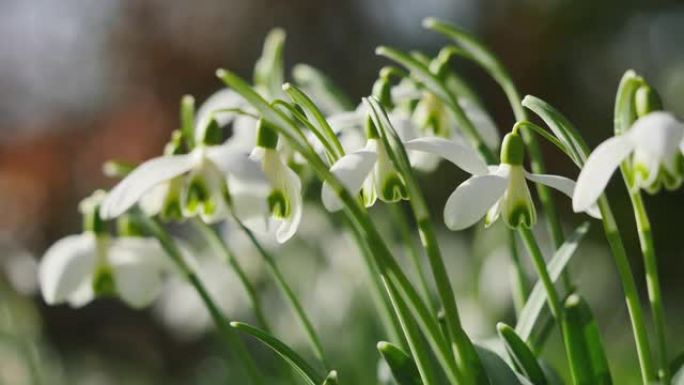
<box><xmin>372</xmin><ymin>77</ymin><xmax>393</xmax><ymax>109</ymax></box>
<box><xmin>500</xmin><ymin>132</ymin><xmax>525</xmax><ymax>166</ymax></box>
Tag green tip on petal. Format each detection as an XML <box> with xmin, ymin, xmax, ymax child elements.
<box><xmin>635</xmin><ymin>84</ymin><xmax>663</xmax><ymax>118</ymax></box>
<box><xmin>504</xmin><ymin>203</ymin><xmax>536</xmax><ymax>229</ymax></box>
<box><xmin>380</xmin><ymin>174</ymin><xmax>408</xmax><ymax>203</ymax></box>
<box><xmin>92</xmin><ymin>265</ymin><xmax>116</xmax><ymax>297</ymax></box>
<box><xmin>268</xmin><ymin>190</ymin><xmax>290</xmax><ymax>219</ymax></box>
<box><xmin>501</xmin><ymin>132</ymin><xmax>525</xmax><ymax>165</ymax></box>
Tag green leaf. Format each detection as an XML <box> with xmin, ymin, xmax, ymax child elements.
<box><xmin>497</xmin><ymin>323</ymin><xmax>548</xmax><ymax>385</ymax></box>
<box><xmin>292</xmin><ymin>63</ymin><xmax>353</xmax><ymax>113</ymax></box>
<box><xmin>377</xmin><ymin>341</ymin><xmax>423</xmax><ymax>385</ymax></box>
<box><xmin>322</xmin><ymin>370</ymin><xmax>339</xmax><ymax>385</ymax></box>
<box><xmin>561</xmin><ymin>294</ymin><xmax>613</xmax><ymax>385</ymax></box>
<box><xmin>613</xmin><ymin>70</ymin><xmax>641</xmax><ymax>136</ymax></box>
<box><xmin>672</xmin><ymin>352</ymin><xmax>684</xmax><ymax>384</ymax></box>
<box><xmin>253</xmin><ymin>28</ymin><xmax>286</xmax><ymax>99</ymax></box>
<box><xmin>521</xmin><ymin>96</ymin><xmax>589</xmax><ymax>167</ymax></box>
<box><xmin>475</xmin><ymin>344</ymin><xmax>528</xmax><ymax>384</ymax></box>
<box><xmin>230</xmin><ymin>321</ymin><xmax>324</xmax><ymax>385</ymax></box>
<box><xmin>515</xmin><ymin>222</ymin><xmax>590</xmax><ymax>341</ymax></box>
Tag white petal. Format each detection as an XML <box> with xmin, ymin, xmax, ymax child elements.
<box><xmin>195</xmin><ymin>88</ymin><xmax>246</xmax><ymax>142</ymax></box>
<box><xmin>629</xmin><ymin>111</ymin><xmax>684</xmax><ymax>160</ymax></box>
<box><xmin>275</xmin><ymin>164</ymin><xmax>303</xmax><ymax>243</ymax></box>
<box><xmin>525</xmin><ymin>171</ymin><xmax>602</xmax><ymax>219</ymax></box>
<box><xmin>101</xmin><ymin>155</ymin><xmax>194</xmax><ymax>219</ymax></box>
<box><xmin>321</xmin><ymin>148</ymin><xmax>378</xmax><ymax>212</ymax></box>
<box><xmin>404</xmin><ymin>137</ymin><xmax>489</xmax><ymax>175</ymax></box>
<box><xmin>443</xmin><ymin>173</ymin><xmax>509</xmax><ymax>230</ymax></box>
<box><xmin>206</xmin><ymin>144</ymin><xmax>266</xmax><ymax>184</ymax></box>
<box><xmin>109</xmin><ymin>238</ymin><xmax>166</xmax><ymax>308</ymax></box>
<box><xmin>389</xmin><ymin>110</ymin><xmax>418</xmax><ymax>142</ymax></box>
<box><xmin>139</xmin><ymin>182</ymin><xmax>169</xmax><ymax>217</ymax></box>
<box><xmin>573</xmin><ymin>136</ymin><xmax>634</xmax><ymax>212</ymax></box>
<box><xmin>225</xmin><ymin>115</ymin><xmax>258</xmax><ymax>151</ymax></box>
<box><xmin>327</xmin><ymin>110</ymin><xmax>363</xmax><ymax>133</ymax></box>
<box><xmin>459</xmin><ymin>98</ymin><xmax>500</xmax><ymax>150</ymax></box>
<box><xmin>39</xmin><ymin>234</ymin><xmax>97</xmax><ymax>305</ymax></box>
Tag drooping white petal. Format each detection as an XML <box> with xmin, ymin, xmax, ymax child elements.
<box><xmin>139</xmin><ymin>182</ymin><xmax>169</xmax><ymax>216</ymax></box>
<box><xmin>321</xmin><ymin>148</ymin><xmax>378</xmax><ymax>212</ymax></box>
<box><xmin>459</xmin><ymin>98</ymin><xmax>501</xmax><ymax>150</ymax></box>
<box><xmin>327</xmin><ymin>110</ymin><xmax>364</xmax><ymax>133</ymax></box>
<box><xmin>525</xmin><ymin>171</ymin><xmax>602</xmax><ymax>219</ymax></box>
<box><xmin>443</xmin><ymin>173</ymin><xmax>509</xmax><ymax>231</ymax></box>
<box><xmin>39</xmin><ymin>234</ymin><xmax>97</xmax><ymax>305</ymax></box>
<box><xmin>206</xmin><ymin>144</ymin><xmax>266</xmax><ymax>184</ymax></box>
<box><xmin>195</xmin><ymin>88</ymin><xmax>246</xmax><ymax>142</ymax></box>
<box><xmin>629</xmin><ymin>111</ymin><xmax>684</xmax><ymax>160</ymax></box>
<box><xmin>109</xmin><ymin>238</ymin><xmax>167</xmax><ymax>308</ymax></box>
<box><xmin>101</xmin><ymin>155</ymin><xmax>194</xmax><ymax>219</ymax></box>
<box><xmin>404</xmin><ymin>137</ymin><xmax>489</xmax><ymax>175</ymax></box>
<box><xmin>573</xmin><ymin>136</ymin><xmax>634</xmax><ymax>213</ymax></box>
<box><xmin>226</xmin><ymin>115</ymin><xmax>258</xmax><ymax>152</ymax></box>
<box><xmin>389</xmin><ymin>110</ymin><xmax>418</xmax><ymax>142</ymax></box>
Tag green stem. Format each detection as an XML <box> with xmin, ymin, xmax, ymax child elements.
<box><xmin>191</xmin><ymin>220</ymin><xmax>270</xmax><ymax>331</ymax></box>
<box><xmin>388</xmin><ymin>204</ymin><xmax>434</xmax><ymax>310</ymax></box>
<box><xmin>345</xmin><ymin>216</ymin><xmax>407</xmax><ymax>350</ymax></box>
<box><xmin>518</xmin><ymin>228</ymin><xmax>562</xmax><ymax>320</ymax></box>
<box><xmin>627</xmin><ymin>190</ymin><xmax>669</xmax><ymax>383</ymax></box>
<box><xmin>234</xmin><ymin>217</ymin><xmax>330</xmax><ymax>370</ymax></box>
<box><xmin>140</xmin><ymin>216</ymin><xmax>263</xmax><ymax>385</ymax></box>
<box><xmin>507</xmin><ymin>229</ymin><xmax>528</xmax><ymax>316</ymax></box>
<box><xmin>596</xmin><ymin>196</ymin><xmax>656</xmax><ymax>384</ymax></box>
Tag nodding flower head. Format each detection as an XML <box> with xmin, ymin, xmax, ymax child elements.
<box><xmin>39</xmin><ymin>192</ymin><xmax>170</xmax><ymax>309</ymax></box>
<box><xmin>573</xmin><ymin>108</ymin><xmax>684</xmax><ymax>212</ymax></box>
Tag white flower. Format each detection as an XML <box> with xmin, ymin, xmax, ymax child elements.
<box><xmin>407</xmin><ymin>132</ymin><xmax>600</xmax><ymax>230</ymax></box>
<box><xmin>100</xmin><ymin>144</ymin><xmax>264</xmax><ymax>223</ymax></box>
<box><xmin>195</xmin><ymin>88</ymin><xmax>257</xmax><ymax>152</ymax></box>
<box><xmin>573</xmin><ymin>111</ymin><xmax>684</xmax><ymax>212</ymax></box>
<box><xmin>38</xmin><ymin>233</ymin><xmax>169</xmax><ymax>308</ymax></box>
<box><xmin>245</xmin><ymin>147</ymin><xmax>303</xmax><ymax>243</ymax></box>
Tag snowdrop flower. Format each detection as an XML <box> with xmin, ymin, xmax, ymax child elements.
<box><xmin>409</xmin><ymin>131</ymin><xmax>600</xmax><ymax>230</ymax></box>
<box><xmin>573</xmin><ymin>111</ymin><xmax>684</xmax><ymax>212</ymax></box>
<box><xmin>100</xmin><ymin>122</ymin><xmax>264</xmax><ymax>224</ymax></box>
<box><xmin>240</xmin><ymin>120</ymin><xmax>303</xmax><ymax>243</ymax></box>
<box><xmin>321</xmin><ymin>116</ymin><xmax>409</xmax><ymax>212</ymax></box>
<box><xmin>39</xmin><ymin>192</ymin><xmax>169</xmax><ymax>308</ymax></box>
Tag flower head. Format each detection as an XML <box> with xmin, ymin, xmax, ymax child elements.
<box><xmin>39</xmin><ymin>193</ymin><xmax>169</xmax><ymax>308</ymax></box>
<box><xmin>573</xmin><ymin>111</ymin><xmax>684</xmax><ymax>212</ymax></box>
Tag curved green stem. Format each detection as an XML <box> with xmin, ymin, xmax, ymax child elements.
<box><xmin>140</xmin><ymin>215</ymin><xmax>264</xmax><ymax>385</ymax></box>
<box><xmin>507</xmin><ymin>230</ymin><xmax>529</xmax><ymax>316</ymax></box>
<box><xmin>233</xmin><ymin>217</ymin><xmax>330</xmax><ymax>370</ymax></box>
<box><xmin>191</xmin><ymin>220</ymin><xmax>270</xmax><ymax>331</ymax></box>
<box><xmin>627</xmin><ymin>190</ymin><xmax>669</xmax><ymax>383</ymax></box>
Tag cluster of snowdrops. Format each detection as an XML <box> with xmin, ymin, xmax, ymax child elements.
<box><xmin>38</xmin><ymin>19</ymin><xmax>684</xmax><ymax>385</ymax></box>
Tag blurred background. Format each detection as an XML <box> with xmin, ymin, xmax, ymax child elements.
<box><xmin>1</xmin><ymin>0</ymin><xmax>683</xmax><ymax>383</ymax></box>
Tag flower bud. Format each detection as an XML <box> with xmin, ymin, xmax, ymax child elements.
<box><xmin>372</xmin><ymin>77</ymin><xmax>393</xmax><ymax>109</ymax></box>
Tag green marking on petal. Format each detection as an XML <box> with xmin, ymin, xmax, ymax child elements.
<box><xmin>504</xmin><ymin>203</ymin><xmax>536</xmax><ymax>229</ymax></box>
<box><xmin>268</xmin><ymin>190</ymin><xmax>290</xmax><ymax>219</ymax></box>
<box><xmin>379</xmin><ymin>174</ymin><xmax>408</xmax><ymax>203</ymax></box>
<box><xmin>184</xmin><ymin>175</ymin><xmax>210</xmax><ymax>214</ymax></box>
<box><xmin>92</xmin><ymin>265</ymin><xmax>116</xmax><ymax>297</ymax></box>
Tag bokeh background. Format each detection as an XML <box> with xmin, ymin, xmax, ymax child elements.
<box><xmin>1</xmin><ymin>0</ymin><xmax>683</xmax><ymax>384</ymax></box>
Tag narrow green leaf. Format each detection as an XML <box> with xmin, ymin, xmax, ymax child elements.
<box><xmin>515</xmin><ymin>222</ymin><xmax>590</xmax><ymax>340</ymax></box>
<box><xmin>561</xmin><ymin>294</ymin><xmax>596</xmax><ymax>385</ymax></box>
<box><xmin>322</xmin><ymin>370</ymin><xmax>339</xmax><ymax>385</ymax></box>
<box><xmin>521</xmin><ymin>95</ymin><xmax>589</xmax><ymax>166</ymax></box>
<box><xmin>377</xmin><ymin>341</ymin><xmax>423</xmax><ymax>385</ymax></box>
<box><xmin>613</xmin><ymin>70</ymin><xmax>640</xmax><ymax>136</ymax></box>
<box><xmin>475</xmin><ymin>344</ymin><xmax>527</xmax><ymax>384</ymax></box>
<box><xmin>230</xmin><ymin>321</ymin><xmax>323</xmax><ymax>385</ymax></box>
<box><xmin>564</xmin><ymin>294</ymin><xmax>612</xmax><ymax>385</ymax></box>
<box><xmin>497</xmin><ymin>323</ymin><xmax>548</xmax><ymax>385</ymax></box>
<box><xmin>292</xmin><ymin>63</ymin><xmax>354</xmax><ymax>113</ymax></box>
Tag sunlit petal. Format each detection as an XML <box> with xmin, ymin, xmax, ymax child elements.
<box><xmin>443</xmin><ymin>173</ymin><xmax>509</xmax><ymax>230</ymax></box>
<box><xmin>404</xmin><ymin>137</ymin><xmax>489</xmax><ymax>175</ymax></box>
<box><xmin>109</xmin><ymin>238</ymin><xmax>167</xmax><ymax>308</ymax></box>
<box><xmin>321</xmin><ymin>148</ymin><xmax>378</xmax><ymax>212</ymax></box>
<box><xmin>39</xmin><ymin>234</ymin><xmax>97</xmax><ymax>305</ymax></box>
<box><xmin>275</xmin><ymin>164</ymin><xmax>303</xmax><ymax>243</ymax></box>
<box><xmin>629</xmin><ymin>111</ymin><xmax>684</xmax><ymax>160</ymax></box>
<box><xmin>573</xmin><ymin>136</ymin><xmax>634</xmax><ymax>212</ymax></box>
<box><xmin>101</xmin><ymin>155</ymin><xmax>194</xmax><ymax>219</ymax></box>
<box><xmin>525</xmin><ymin>171</ymin><xmax>601</xmax><ymax>218</ymax></box>
<box><xmin>206</xmin><ymin>144</ymin><xmax>266</xmax><ymax>184</ymax></box>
